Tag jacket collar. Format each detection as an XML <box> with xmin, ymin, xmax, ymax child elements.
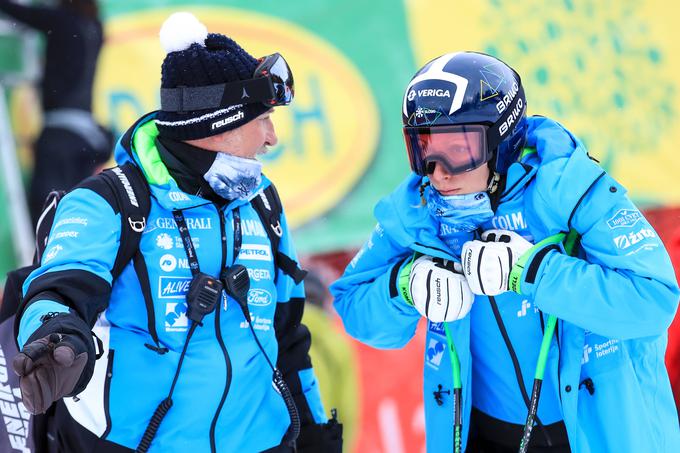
<box><xmin>114</xmin><ymin>113</ymin><xmax>268</xmax><ymax>212</ymax></box>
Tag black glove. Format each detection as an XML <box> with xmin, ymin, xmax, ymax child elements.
<box><xmin>12</xmin><ymin>312</ymin><xmax>96</xmax><ymax>414</ymax></box>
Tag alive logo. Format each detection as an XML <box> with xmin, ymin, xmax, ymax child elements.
<box><xmin>428</xmin><ymin>321</ymin><xmax>445</xmax><ymax>337</ymax></box>
<box><xmin>158</xmin><ymin>276</ymin><xmax>192</xmax><ymax>299</ymax></box>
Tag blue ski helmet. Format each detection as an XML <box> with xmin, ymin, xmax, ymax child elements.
<box><xmin>402</xmin><ymin>52</ymin><xmax>527</xmax><ymax>177</ymax></box>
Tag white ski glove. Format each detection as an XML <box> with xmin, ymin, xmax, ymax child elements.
<box><xmin>461</xmin><ymin>229</ymin><xmax>533</xmax><ymax>296</ymax></box>
<box><xmin>398</xmin><ymin>255</ymin><xmax>474</xmax><ymax>322</ymax></box>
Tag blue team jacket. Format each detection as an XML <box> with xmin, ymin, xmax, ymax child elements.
<box><xmin>18</xmin><ymin>115</ymin><xmax>326</xmax><ymax>452</ymax></box>
<box><xmin>332</xmin><ymin>116</ymin><xmax>680</xmax><ymax>452</ymax></box>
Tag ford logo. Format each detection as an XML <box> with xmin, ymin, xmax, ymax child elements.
<box><xmin>248</xmin><ymin>289</ymin><xmax>273</xmax><ymax>307</ymax></box>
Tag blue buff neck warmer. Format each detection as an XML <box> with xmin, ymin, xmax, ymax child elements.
<box><xmin>203</xmin><ymin>152</ymin><xmax>262</xmax><ymax>200</ymax></box>
<box><xmin>425</xmin><ymin>184</ymin><xmax>494</xmax><ymax>257</ymax></box>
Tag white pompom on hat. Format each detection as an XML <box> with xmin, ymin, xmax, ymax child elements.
<box><xmin>159</xmin><ymin>12</ymin><xmax>208</xmax><ymax>53</ymax></box>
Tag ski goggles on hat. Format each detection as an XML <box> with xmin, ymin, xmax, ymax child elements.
<box><xmin>160</xmin><ymin>53</ymin><xmax>294</xmax><ymax>112</ymax></box>
<box><xmin>253</xmin><ymin>52</ymin><xmax>294</xmax><ymax>106</ymax></box>
<box><xmin>404</xmin><ymin>124</ymin><xmax>490</xmax><ymax>175</ymax></box>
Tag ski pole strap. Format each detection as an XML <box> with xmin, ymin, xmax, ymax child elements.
<box><xmin>397</xmin><ymin>253</ymin><xmax>418</xmax><ymax>305</ymax></box>
<box><xmin>509</xmin><ymin>232</ymin><xmax>565</xmax><ymax>294</ymax></box>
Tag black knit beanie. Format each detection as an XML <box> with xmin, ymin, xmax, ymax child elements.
<box><xmin>155</xmin><ymin>13</ymin><xmax>269</xmax><ymax>140</ymax></box>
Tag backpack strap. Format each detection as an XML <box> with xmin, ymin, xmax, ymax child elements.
<box><xmin>34</xmin><ymin>190</ymin><xmax>67</xmax><ymax>264</ymax></box>
<box><xmin>97</xmin><ymin>164</ymin><xmax>165</xmax><ymax>353</ymax></box>
<box><xmin>98</xmin><ymin>162</ymin><xmax>151</xmax><ymax>279</ymax></box>
<box><xmin>251</xmin><ymin>183</ymin><xmax>307</xmax><ymax>285</ymax></box>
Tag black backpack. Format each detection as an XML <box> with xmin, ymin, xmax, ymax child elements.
<box><xmin>0</xmin><ymin>162</ymin><xmax>150</xmax><ymax>452</ymax></box>
<box><xmin>0</xmin><ymin>163</ymin><xmax>303</xmax><ymax>451</ymax></box>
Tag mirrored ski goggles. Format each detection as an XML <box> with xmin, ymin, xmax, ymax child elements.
<box><xmin>254</xmin><ymin>52</ymin><xmax>294</xmax><ymax>107</ymax></box>
<box><xmin>160</xmin><ymin>53</ymin><xmax>294</xmax><ymax>112</ymax></box>
<box><xmin>403</xmin><ymin>124</ymin><xmax>490</xmax><ymax>175</ymax></box>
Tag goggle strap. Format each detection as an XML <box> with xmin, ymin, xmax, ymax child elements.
<box><xmin>486</xmin><ymin>84</ymin><xmax>526</xmax><ymax>152</ymax></box>
<box><xmin>160</xmin><ymin>77</ymin><xmax>274</xmax><ymax>113</ymax></box>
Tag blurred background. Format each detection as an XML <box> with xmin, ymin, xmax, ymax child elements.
<box><xmin>1</xmin><ymin>1</ymin><xmax>679</xmax><ymax>451</ymax></box>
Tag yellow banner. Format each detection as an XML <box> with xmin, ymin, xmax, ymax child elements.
<box><xmin>94</xmin><ymin>7</ymin><xmax>379</xmax><ymax>228</ymax></box>
<box><xmin>405</xmin><ymin>0</ymin><xmax>680</xmax><ymax>205</ymax></box>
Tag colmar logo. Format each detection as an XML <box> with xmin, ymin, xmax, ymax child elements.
<box><xmin>169</xmin><ymin>191</ymin><xmax>190</xmax><ymax>202</ymax></box>
<box><xmin>492</xmin><ymin>211</ymin><xmax>527</xmax><ymax>231</ymax></box>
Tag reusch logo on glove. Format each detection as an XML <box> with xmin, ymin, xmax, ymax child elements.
<box><xmin>464</xmin><ymin>249</ymin><xmax>473</xmax><ymax>277</ymax></box>
<box><xmin>434</xmin><ymin>277</ymin><xmax>442</xmax><ymax>305</ymax></box>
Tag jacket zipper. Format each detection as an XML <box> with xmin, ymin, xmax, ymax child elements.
<box><xmin>209</xmin><ymin>206</ymin><xmax>232</xmax><ymax>453</ymax></box>
<box><xmin>556</xmin><ymin>320</ymin><xmax>563</xmax><ymax>405</ymax></box>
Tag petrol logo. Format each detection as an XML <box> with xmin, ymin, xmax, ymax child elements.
<box><xmin>240</xmin><ymin>244</ymin><xmax>272</xmax><ymax>262</ymax></box>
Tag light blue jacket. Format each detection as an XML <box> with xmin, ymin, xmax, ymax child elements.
<box><xmin>18</xmin><ymin>115</ymin><xmax>326</xmax><ymax>452</ymax></box>
<box><xmin>332</xmin><ymin>116</ymin><xmax>680</xmax><ymax>452</ymax></box>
